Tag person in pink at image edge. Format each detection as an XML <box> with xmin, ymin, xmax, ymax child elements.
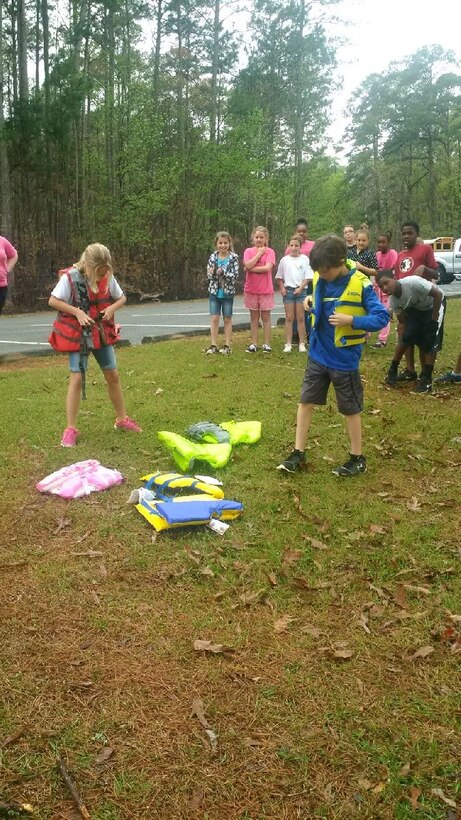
<box><xmin>0</xmin><ymin>235</ymin><xmax>18</xmax><ymax>315</ymax></box>
<box><xmin>243</xmin><ymin>226</ymin><xmax>276</xmax><ymax>353</ymax></box>
<box><xmin>373</xmin><ymin>230</ymin><xmax>398</xmax><ymax>348</ymax></box>
<box><xmin>48</xmin><ymin>243</ymin><xmax>142</xmax><ymax>446</ymax></box>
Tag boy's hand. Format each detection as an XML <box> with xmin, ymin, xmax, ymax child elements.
<box><xmin>303</xmin><ymin>296</ymin><xmax>313</xmax><ymax>312</ymax></box>
<box><xmin>328</xmin><ymin>312</ymin><xmax>353</xmax><ymax>327</ymax></box>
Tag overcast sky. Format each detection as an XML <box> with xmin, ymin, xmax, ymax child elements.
<box><xmin>329</xmin><ymin>0</ymin><xmax>461</xmax><ymax>149</ymax></box>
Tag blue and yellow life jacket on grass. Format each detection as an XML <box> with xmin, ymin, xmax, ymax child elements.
<box><xmin>136</xmin><ymin>496</ymin><xmax>243</xmax><ymax>532</ymax></box>
<box><xmin>312</xmin><ymin>262</ymin><xmax>370</xmax><ymax>347</ymax></box>
<box><xmin>134</xmin><ymin>470</ymin><xmax>242</xmax><ymax>532</ymax></box>
<box><xmin>140</xmin><ymin>471</ymin><xmax>224</xmax><ymax>499</ymax></box>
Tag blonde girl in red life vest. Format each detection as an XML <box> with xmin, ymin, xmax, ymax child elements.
<box><xmin>48</xmin><ymin>243</ymin><xmax>142</xmax><ymax>447</ymax></box>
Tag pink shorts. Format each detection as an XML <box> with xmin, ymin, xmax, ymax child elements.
<box><xmin>244</xmin><ymin>292</ymin><xmax>275</xmax><ymax>312</ymax></box>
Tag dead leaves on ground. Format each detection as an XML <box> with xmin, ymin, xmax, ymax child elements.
<box><xmin>193</xmin><ymin>640</ymin><xmax>235</xmax><ymax>655</ymax></box>
<box><xmin>190</xmin><ymin>698</ymin><xmax>218</xmax><ymax>754</ymax></box>
<box><xmin>273</xmin><ymin>614</ymin><xmax>298</xmax><ymax>634</ymax></box>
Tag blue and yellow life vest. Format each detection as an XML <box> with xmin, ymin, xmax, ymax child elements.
<box><xmin>134</xmin><ymin>470</ymin><xmax>242</xmax><ymax>531</ymax></box>
<box><xmin>140</xmin><ymin>471</ymin><xmax>224</xmax><ymax>500</ymax></box>
<box><xmin>136</xmin><ymin>496</ymin><xmax>243</xmax><ymax>532</ymax></box>
<box><xmin>311</xmin><ymin>262</ymin><xmax>370</xmax><ymax>347</ymax></box>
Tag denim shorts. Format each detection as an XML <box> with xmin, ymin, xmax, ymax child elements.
<box><xmin>209</xmin><ymin>295</ymin><xmax>234</xmax><ymax>318</ymax></box>
<box><xmin>69</xmin><ymin>345</ymin><xmax>117</xmax><ymax>372</ymax></box>
<box><xmin>283</xmin><ymin>286</ymin><xmax>308</xmax><ymax>305</ymax></box>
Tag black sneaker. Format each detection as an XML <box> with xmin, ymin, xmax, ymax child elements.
<box><xmin>332</xmin><ymin>455</ymin><xmax>367</xmax><ymax>477</ymax></box>
<box><xmin>219</xmin><ymin>345</ymin><xmax>231</xmax><ymax>355</ymax></box>
<box><xmin>395</xmin><ymin>368</ymin><xmax>418</xmax><ymax>382</ymax></box>
<box><xmin>413</xmin><ymin>378</ymin><xmax>432</xmax><ymax>394</ymax></box>
<box><xmin>276</xmin><ymin>449</ymin><xmax>306</xmax><ymax>473</ymax></box>
<box><xmin>385</xmin><ymin>370</ymin><xmax>397</xmax><ymax>386</ymax></box>
<box><xmin>206</xmin><ymin>345</ymin><xmax>218</xmax><ymax>354</ymax></box>
<box><xmin>246</xmin><ymin>343</ymin><xmax>257</xmax><ymax>353</ymax></box>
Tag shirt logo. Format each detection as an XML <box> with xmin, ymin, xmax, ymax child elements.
<box><xmin>400</xmin><ymin>257</ymin><xmax>414</xmax><ymax>273</ymax></box>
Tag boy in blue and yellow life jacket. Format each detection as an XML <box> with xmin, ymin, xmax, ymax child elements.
<box><xmin>277</xmin><ymin>234</ymin><xmax>389</xmax><ymax>477</ymax></box>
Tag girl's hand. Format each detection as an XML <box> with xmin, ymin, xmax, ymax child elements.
<box><xmin>294</xmin><ymin>286</ymin><xmax>303</xmax><ymax>296</ymax></box>
<box><xmin>279</xmin><ymin>286</ymin><xmax>287</xmax><ymax>297</ymax></box>
<box><xmin>76</xmin><ymin>309</ymin><xmax>94</xmax><ymax>327</ymax></box>
<box><xmin>303</xmin><ymin>296</ymin><xmax>313</xmax><ymax>312</ymax></box>
<box><xmin>328</xmin><ymin>312</ymin><xmax>352</xmax><ymax>327</ymax></box>
<box><xmin>100</xmin><ymin>307</ymin><xmax>115</xmax><ymax>321</ymax></box>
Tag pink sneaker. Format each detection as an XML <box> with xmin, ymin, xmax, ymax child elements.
<box><xmin>114</xmin><ymin>416</ymin><xmax>142</xmax><ymax>433</ymax></box>
<box><xmin>61</xmin><ymin>427</ymin><xmax>79</xmax><ymax>447</ymax></box>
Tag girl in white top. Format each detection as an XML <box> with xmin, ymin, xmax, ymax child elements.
<box><xmin>276</xmin><ymin>235</ymin><xmax>313</xmax><ymax>353</ymax></box>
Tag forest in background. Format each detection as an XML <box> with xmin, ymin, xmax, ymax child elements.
<box><xmin>1</xmin><ymin>0</ymin><xmax>461</xmax><ymax>308</ymax></box>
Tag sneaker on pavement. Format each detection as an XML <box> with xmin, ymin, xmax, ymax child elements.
<box><xmin>434</xmin><ymin>370</ymin><xmax>461</xmax><ymax>384</ymax></box>
<box><xmin>413</xmin><ymin>379</ymin><xmax>432</xmax><ymax>394</ymax></box>
<box><xmin>276</xmin><ymin>449</ymin><xmax>306</xmax><ymax>473</ymax></box>
<box><xmin>246</xmin><ymin>343</ymin><xmax>257</xmax><ymax>353</ymax></box>
<box><xmin>298</xmin><ymin>343</ymin><xmax>307</xmax><ymax>353</ymax></box>
<box><xmin>61</xmin><ymin>427</ymin><xmax>79</xmax><ymax>447</ymax></box>
<box><xmin>205</xmin><ymin>345</ymin><xmax>218</xmax><ymax>354</ymax></box>
<box><xmin>395</xmin><ymin>368</ymin><xmax>418</xmax><ymax>382</ymax></box>
<box><xmin>219</xmin><ymin>345</ymin><xmax>231</xmax><ymax>355</ymax></box>
<box><xmin>332</xmin><ymin>454</ymin><xmax>367</xmax><ymax>477</ymax></box>
<box><xmin>283</xmin><ymin>343</ymin><xmax>292</xmax><ymax>353</ymax></box>
<box><xmin>114</xmin><ymin>416</ymin><xmax>143</xmax><ymax>432</ymax></box>
<box><xmin>262</xmin><ymin>344</ymin><xmax>272</xmax><ymax>353</ymax></box>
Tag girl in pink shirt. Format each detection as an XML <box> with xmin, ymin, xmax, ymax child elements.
<box><xmin>243</xmin><ymin>226</ymin><xmax>276</xmax><ymax>353</ymax></box>
<box><xmin>373</xmin><ymin>231</ymin><xmax>398</xmax><ymax>348</ymax></box>
<box><xmin>0</xmin><ymin>235</ymin><xmax>18</xmax><ymax>315</ymax></box>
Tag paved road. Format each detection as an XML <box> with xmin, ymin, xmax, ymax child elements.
<box><xmin>0</xmin><ymin>295</ymin><xmax>286</xmax><ymax>357</ymax></box>
<box><xmin>1</xmin><ymin>284</ymin><xmax>460</xmax><ymax>359</ymax></box>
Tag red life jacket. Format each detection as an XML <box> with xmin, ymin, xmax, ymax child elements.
<box><xmin>49</xmin><ymin>268</ymin><xmax>120</xmax><ymax>352</ymax></box>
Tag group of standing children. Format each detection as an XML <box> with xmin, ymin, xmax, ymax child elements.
<box><xmin>206</xmin><ymin>219</ymin><xmax>316</xmax><ymax>355</ymax></box>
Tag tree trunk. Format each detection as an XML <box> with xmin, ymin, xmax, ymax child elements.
<box><xmin>0</xmin><ymin>0</ymin><xmax>12</xmax><ymax>237</ymax></box>
<box><xmin>152</xmin><ymin>0</ymin><xmax>163</xmax><ymax>102</ymax></box>
<box><xmin>210</xmin><ymin>0</ymin><xmax>219</xmax><ymax>144</ymax></box>
<box><xmin>17</xmin><ymin>0</ymin><xmax>29</xmax><ymax>100</ymax></box>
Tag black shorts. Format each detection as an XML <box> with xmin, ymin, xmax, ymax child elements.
<box><xmin>402</xmin><ymin>300</ymin><xmax>445</xmax><ymax>353</ymax></box>
<box><xmin>0</xmin><ymin>286</ymin><xmax>8</xmax><ymax>314</ymax></box>
<box><xmin>299</xmin><ymin>359</ymin><xmax>363</xmax><ymax>415</ymax></box>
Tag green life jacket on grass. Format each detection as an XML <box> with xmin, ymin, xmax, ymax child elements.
<box><xmin>157</xmin><ymin>431</ymin><xmax>232</xmax><ymax>472</ymax></box>
<box><xmin>219</xmin><ymin>421</ymin><xmax>261</xmax><ymax>445</ymax></box>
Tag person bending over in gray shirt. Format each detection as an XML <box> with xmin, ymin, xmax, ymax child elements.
<box><xmin>377</xmin><ymin>270</ymin><xmax>444</xmax><ymax>394</ymax></box>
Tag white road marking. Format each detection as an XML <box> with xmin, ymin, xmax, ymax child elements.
<box><xmin>0</xmin><ymin>340</ymin><xmax>51</xmax><ymax>346</ymax></box>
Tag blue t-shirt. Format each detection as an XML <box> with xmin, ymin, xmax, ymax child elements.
<box><xmin>309</xmin><ymin>270</ymin><xmax>389</xmax><ymax>372</ymax></box>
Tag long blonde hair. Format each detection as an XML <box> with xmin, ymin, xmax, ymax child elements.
<box><xmin>75</xmin><ymin>243</ymin><xmax>113</xmax><ymax>294</ymax></box>
<box><xmin>252</xmin><ymin>226</ymin><xmax>269</xmax><ymax>245</ymax></box>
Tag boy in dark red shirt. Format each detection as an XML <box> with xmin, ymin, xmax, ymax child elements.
<box><xmin>395</xmin><ymin>222</ymin><xmax>438</xmax><ymax>280</ymax></box>
<box><xmin>393</xmin><ymin>220</ymin><xmax>439</xmax><ymax>381</ymax></box>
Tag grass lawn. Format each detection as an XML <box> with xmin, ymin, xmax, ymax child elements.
<box><xmin>0</xmin><ymin>305</ymin><xmax>460</xmax><ymax>820</ymax></box>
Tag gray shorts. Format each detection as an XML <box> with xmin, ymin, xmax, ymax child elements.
<box><xmin>300</xmin><ymin>359</ymin><xmax>363</xmax><ymax>415</ymax></box>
